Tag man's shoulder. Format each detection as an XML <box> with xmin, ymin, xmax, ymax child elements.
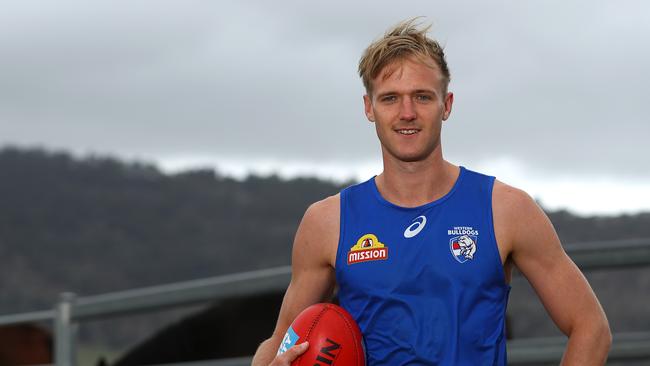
<box><xmin>492</xmin><ymin>179</ymin><xmax>535</xmax><ymax>211</ymax></box>
<box><xmin>301</xmin><ymin>194</ymin><xmax>341</xmax><ymax>235</ymax></box>
<box><xmin>296</xmin><ymin>194</ymin><xmax>341</xmax><ymax>267</ymax></box>
<box><xmin>492</xmin><ymin>179</ymin><xmax>551</xmax><ymax>252</ymax></box>
<box><xmin>307</xmin><ymin>193</ymin><xmax>340</xmax><ymax>217</ymax></box>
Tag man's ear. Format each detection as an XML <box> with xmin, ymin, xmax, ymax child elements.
<box><xmin>363</xmin><ymin>94</ymin><xmax>375</xmax><ymax>122</ymax></box>
<box><xmin>442</xmin><ymin>92</ymin><xmax>454</xmax><ymax>121</ymax></box>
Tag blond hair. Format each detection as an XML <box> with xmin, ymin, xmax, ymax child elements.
<box><xmin>358</xmin><ymin>18</ymin><xmax>450</xmax><ymax>95</ymax></box>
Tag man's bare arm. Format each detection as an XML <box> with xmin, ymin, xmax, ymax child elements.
<box><xmin>251</xmin><ymin>195</ymin><xmax>339</xmax><ymax>366</ymax></box>
<box><xmin>493</xmin><ymin>182</ymin><xmax>611</xmax><ymax>365</ymax></box>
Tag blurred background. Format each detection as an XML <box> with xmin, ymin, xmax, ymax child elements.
<box><xmin>1</xmin><ymin>1</ymin><xmax>649</xmax><ymax>365</ymax></box>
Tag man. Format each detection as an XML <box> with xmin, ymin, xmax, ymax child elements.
<box><xmin>252</xmin><ymin>19</ymin><xmax>611</xmax><ymax>365</ymax></box>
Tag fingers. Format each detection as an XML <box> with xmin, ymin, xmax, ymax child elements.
<box><xmin>287</xmin><ymin>341</ymin><xmax>310</xmax><ymax>360</ymax></box>
<box><xmin>271</xmin><ymin>342</ymin><xmax>309</xmax><ymax>366</ymax></box>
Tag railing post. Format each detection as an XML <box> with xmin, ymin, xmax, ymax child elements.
<box><xmin>55</xmin><ymin>292</ymin><xmax>77</xmax><ymax>366</ymax></box>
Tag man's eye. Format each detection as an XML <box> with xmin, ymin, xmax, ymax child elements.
<box><xmin>416</xmin><ymin>94</ymin><xmax>432</xmax><ymax>101</ymax></box>
<box><xmin>381</xmin><ymin>96</ymin><xmax>397</xmax><ymax>102</ymax></box>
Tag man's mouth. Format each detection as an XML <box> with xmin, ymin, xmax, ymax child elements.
<box><xmin>396</xmin><ymin>129</ymin><xmax>420</xmax><ymax>135</ymax></box>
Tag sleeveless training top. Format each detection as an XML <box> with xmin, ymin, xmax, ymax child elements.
<box><xmin>335</xmin><ymin>166</ymin><xmax>511</xmax><ymax>365</ymax></box>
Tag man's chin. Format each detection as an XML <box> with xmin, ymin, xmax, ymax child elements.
<box><xmin>390</xmin><ymin>151</ymin><xmax>432</xmax><ymax>163</ymax></box>
<box><xmin>381</xmin><ymin>144</ymin><xmax>438</xmax><ymax>163</ymax></box>
<box><xmin>400</xmin><ymin>156</ymin><xmax>429</xmax><ymax>163</ymax></box>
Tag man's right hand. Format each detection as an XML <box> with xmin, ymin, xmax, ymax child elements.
<box><xmin>268</xmin><ymin>342</ymin><xmax>309</xmax><ymax>366</ymax></box>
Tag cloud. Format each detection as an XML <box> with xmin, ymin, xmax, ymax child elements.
<box><xmin>1</xmin><ymin>0</ymin><xmax>649</xmax><ymax>183</ymax></box>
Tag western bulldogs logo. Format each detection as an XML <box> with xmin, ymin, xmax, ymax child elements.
<box><xmin>450</xmin><ymin>235</ymin><xmax>477</xmax><ymax>263</ymax></box>
<box><xmin>448</xmin><ymin>226</ymin><xmax>479</xmax><ymax>263</ymax></box>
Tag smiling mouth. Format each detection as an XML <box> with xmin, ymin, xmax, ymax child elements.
<box><xmin>396</xmin><ymin>129</ymin><xmax>420</xmax><ymax>135</ymax></box>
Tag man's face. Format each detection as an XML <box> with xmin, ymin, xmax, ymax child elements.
<box><xmin>363</xmin><ymin>56</ymin><xmax>453</xmax><ymax>163</ymax></box>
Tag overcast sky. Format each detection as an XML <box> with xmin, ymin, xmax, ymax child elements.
<box><xmin>1</xmin><ymin>1</ymin><xmax>649</xmax><ymax>215</ymax></box>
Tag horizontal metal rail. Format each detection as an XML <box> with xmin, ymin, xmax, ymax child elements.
<box><xmin>0</xmin><ymin>265</ymin><xmax>291</xmax><ymax>325</ymax></box>
<box><xmin>72</xmin><ymin>265</ymin><xmax>291</xmax><ymax>320</ymax></box>
<box><xmin>507</xmin><ymin>331</ymin><xmax>650</xmax><ymax>364</ymax></box>
<box><xmin>1</xmin><ymin>239</ymin><xmax>649</xmax><ymax>325</ymax></box>
<box><xmin>0</xmin><ymin>309</ymin><xmax>55</xmax><ymax>326</ymax></box>
<box><xmin>565</xmin><ymin>238</ymin><xmax>650</xmax><ymax>270</ymax></box>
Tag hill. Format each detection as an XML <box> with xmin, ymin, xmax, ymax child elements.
<box><xmin>0</xmin><ymin>146</ymin><xmax>648</xmax><ymax>349</ymax></box>
<box><xmin>0</xmin><ymin>147</ymin><xmax>347</xmax><ymax>313</ymax></box>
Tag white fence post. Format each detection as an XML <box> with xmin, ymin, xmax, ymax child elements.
<box><xmin>55</xmin><ymin>292</ymin><xmax>77</xmax><ymax>366</ymax></box>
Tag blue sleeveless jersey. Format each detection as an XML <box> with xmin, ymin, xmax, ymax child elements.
<box><xmin>335</xmin><ymin>167</ymin><xmax>511</xmax><ymax>365</ymax></box>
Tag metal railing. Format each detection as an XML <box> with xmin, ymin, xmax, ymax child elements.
<box><xmin>507</xmin><ymin>331</ymin><xmax>650</xmax><ymax>365</ymax></box>
<box><xmin>1</xmin><ymin>238</ymin><xmax>649</xmax><ymax>365</ymax></box>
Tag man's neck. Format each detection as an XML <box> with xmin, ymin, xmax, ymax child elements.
<box><xmin>375</xmin><ymin>150</ymin><xmax>460</xmax><ymax>208</ymax></box>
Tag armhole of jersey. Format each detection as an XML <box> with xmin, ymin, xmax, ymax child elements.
<box><xmin>333</xmin><ymin>188</ymin><xmax>347</xmax><ymax>272</ymax></box>
<box><xmin>486</xmin><ymin>176</ymin><xmax>511</xmax><ymax>289</ymax></box>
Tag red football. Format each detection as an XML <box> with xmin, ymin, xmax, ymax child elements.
<box><xmin>277</xmin><ymin>303</ymin><xmax>365</xmax><ymax>366</ymax></box>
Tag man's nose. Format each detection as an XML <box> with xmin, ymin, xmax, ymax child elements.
<box><xmin>399</xmin><ymin>97</ymin><xmax>416</xmax><ymax>121</ymax></box>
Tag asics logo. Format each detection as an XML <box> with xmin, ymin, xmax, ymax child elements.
<box><xmin>404</xmin><ymin>215</ymin><xmax>427</xmax><ymax>238</ymax></box>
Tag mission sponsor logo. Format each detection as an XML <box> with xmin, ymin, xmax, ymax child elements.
<box><xmin>347</xmin><ymin>234</ymin><xmax>388</xmax><ymax>265</ymax></box>
<box><xmin>448</xmin><ymin>226</ymin><xmax>478</xmax><ymax>263</ymax></box>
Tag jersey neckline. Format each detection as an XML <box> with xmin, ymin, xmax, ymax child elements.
<box><xmin>369</xmin><ymin>166</ymin><xmax>466</xmax><ymax>211</ymax></box>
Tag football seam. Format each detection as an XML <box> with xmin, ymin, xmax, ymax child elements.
<box><xmin>331</xmin><ymin>305</ymin><xmax>363</xmax><ymax>364</ymax></box>
<box><xmin>294</xmin><ymin>305</ymin><xmax>329</xmax><ymax>365</ymax></box>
